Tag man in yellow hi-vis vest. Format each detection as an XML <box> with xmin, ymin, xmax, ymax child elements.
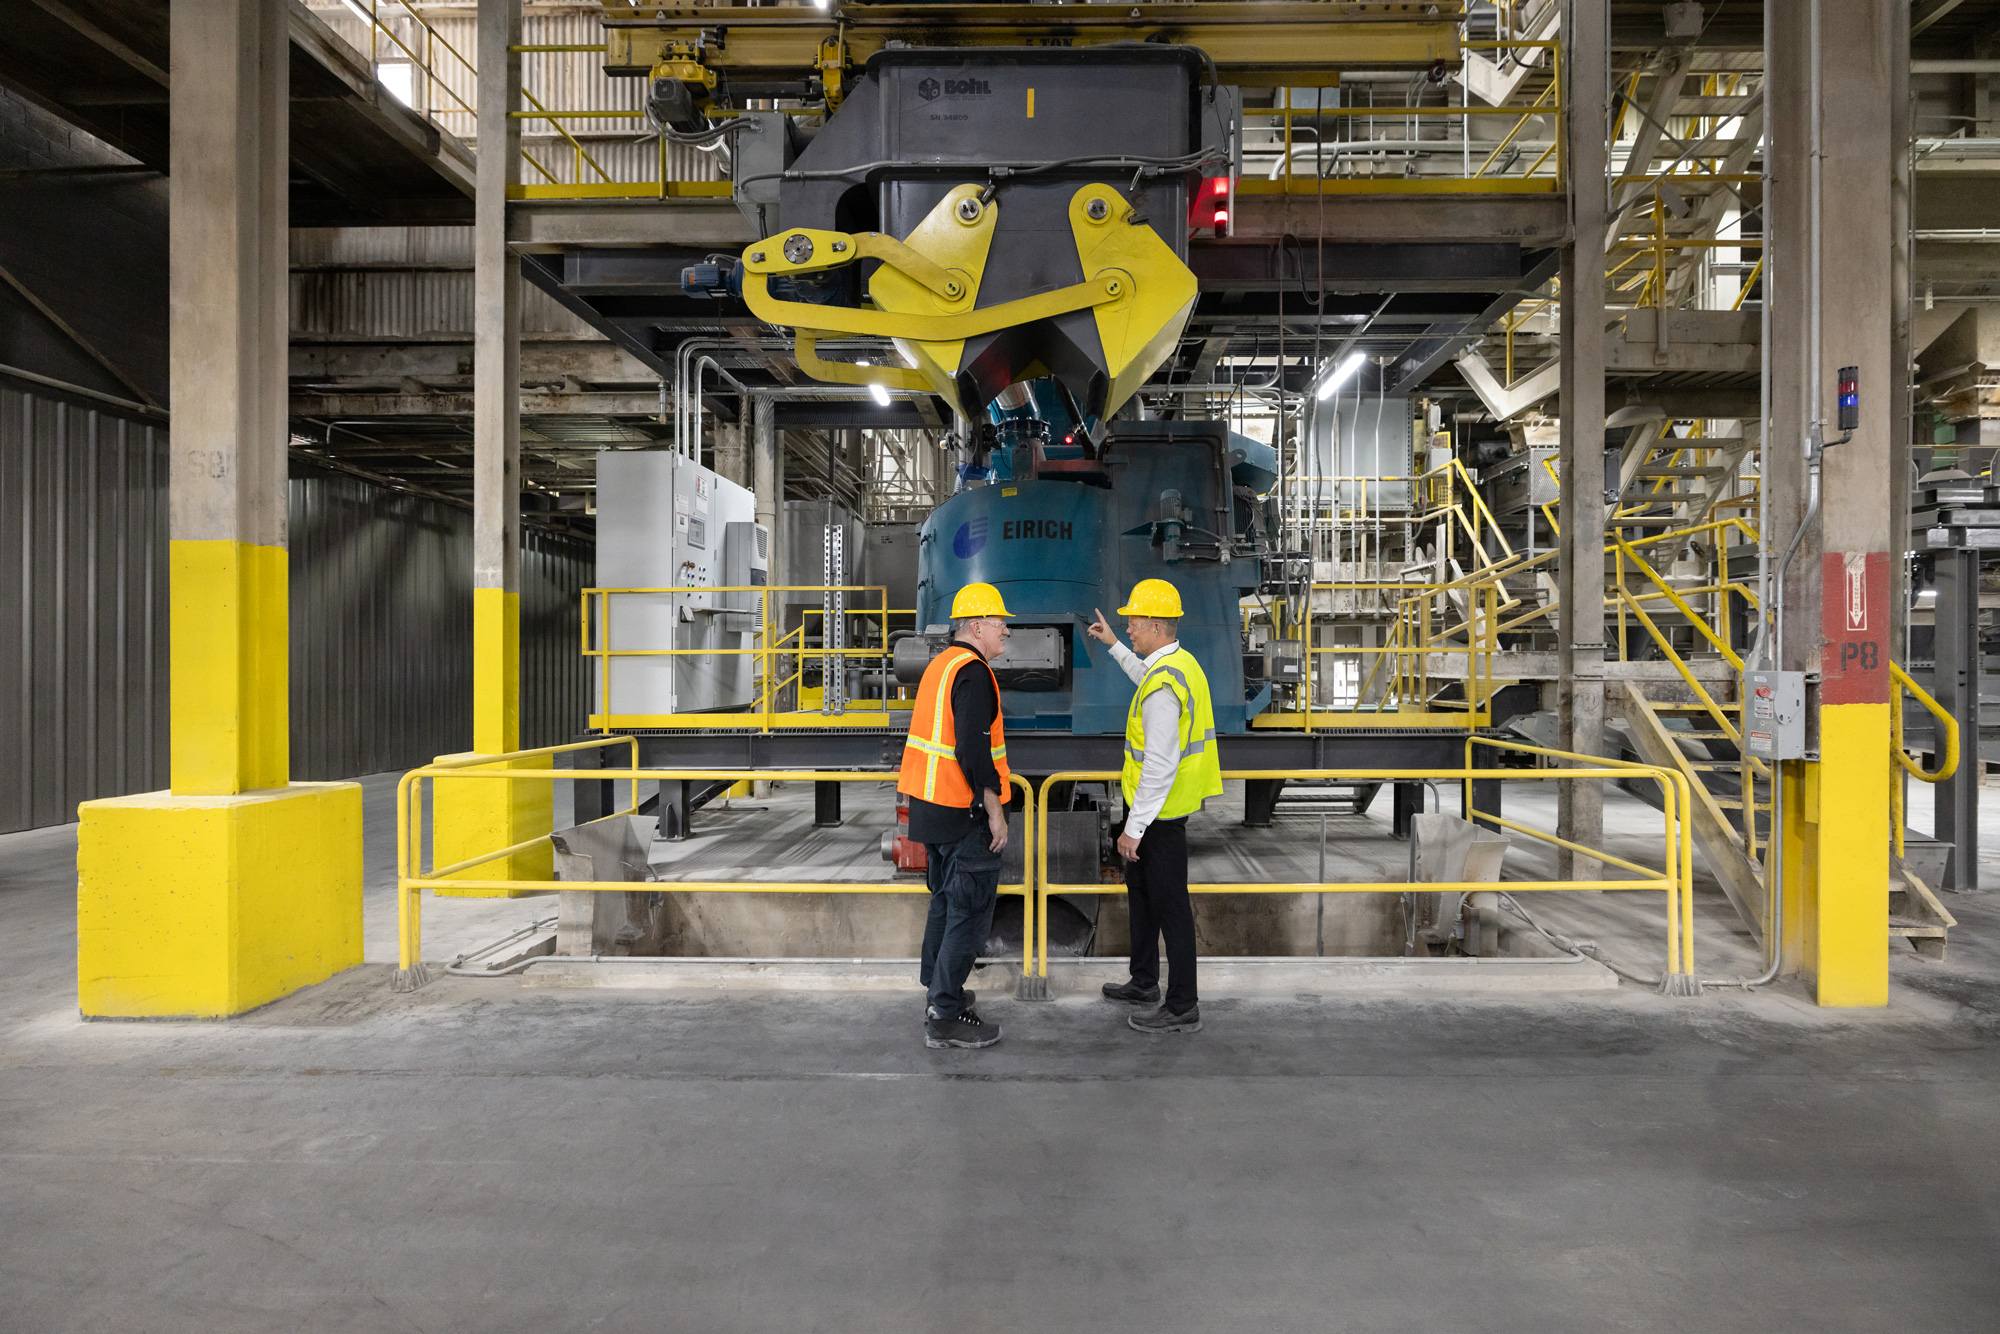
<box><xmin>898</xmin><ymin>582</ymin><xmax>1012</xmax><ymax>1049</ymax></box>
<box><xmin>1085</xmin><ymin>578</ymin><xmax>1223</xmax><ymax>1033</ymax></box>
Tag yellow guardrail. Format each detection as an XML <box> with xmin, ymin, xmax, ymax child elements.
<box><xmin>397</xmin><ymin>757</ymin><xmax>1038</xmax><ymax>988</ymax></box>
<box><xmin>1464</xmin><ymin>737</ymin><xmax>1695</xmax><ymax>982</ymax></box>
<box><xmin>1890</xmin><ymin>661</ymin><xmax>1963</xmax><ymax>861</ymax></box>
<box><xmin>1247</xmin><ymin>39</ymin><xmax>1563</xmax><ymax>194</ymax></box>
<box><xmin>327</xmin><ymin>0</ymin><xmax>625</xmax><ymax>194</ymax></box>
<box><xmin>396</xmin><ymin>749</ymin><xmax>1698</xmax><ymax>993</ymax></box>
<box><xmin>394</xmin><ymin>735</ymin><xmax>641</xmax><ymax>987</ymax></box>
<box><xmin>1891</xmin><ymin>661</ymin><xmax>1961</xmax><ymax>786</ymax></box>
<box><xmin>581</xmin><ymin>584</ymin><xmax>916</xmax><ymax>729</ymax></box>
<box><xmin>1033</xmin><ymin>756</ymin><xmax>1697</xmax><ymax>989</ymax></box>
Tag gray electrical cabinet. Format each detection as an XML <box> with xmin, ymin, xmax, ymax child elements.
<box><xmin>1743</xmin><ymin>669</ymin><xmax>1807</xmax><ymax>761</ymax></box>
<box><xmin>595</xmin><ymin>451</ymin><xmax>759</xmax><ymax>718</ymax></box>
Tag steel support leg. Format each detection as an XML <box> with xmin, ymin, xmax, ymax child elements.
<box><xmin>814</xmin><ymin>780</ymin><xmax>843</xmax><ymax>828</ymax></box>
<box><xmin>1241</xmin><ymin>778</ymin><xmax>1285</xmax><ymax>828</ymax></box>
<box><xmin>1392</xmin><ymin>781</ymin><xmax>1421</xmax><ymax>840</ymax></box>
<box><xmin>1466</xmin><ymin>752</ymin><xmax>1503</xmax><ymax>834</ymax></box>
<box><xmin>572</xmin><ymin>741</ymin><xmax>612</xmax><ymax>825</ymax></box>
<box><xmin>661</xmin><ymin>780</ymin><xmax>695</xmax><ymax>841</ymax></box>
<box><xmin>1934</xmin><ymin>548</ymin><xmax>1980</xmax><ymax>889</ymax></box>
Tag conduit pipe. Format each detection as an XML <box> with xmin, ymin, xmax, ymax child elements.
<box><xmin>1711</xmin><ymin>0</ymin><xmax>1843</xmax><ymax>991</ymax></box>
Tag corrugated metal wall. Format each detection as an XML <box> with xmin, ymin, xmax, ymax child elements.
<box><xmin>288</xmin><ymin>469</ymin><xmax>594</xmax><ymax>778</ymax></box>
<box><xmin>1</xmin><ymin>384</ymin><xmax>595</xmax><ymax>832</ymax></box>
<box><xmin>288</xmin><ymin>470</ymin><xmax>473</xmax><ymax>779</ymax></box>
<box><xmin>0</xmin><ymin>387</ymin><xmax>169</xmax><ymax>834</ymax></box>
<box><xmin>521</xmin><ymin>524</ymin><xmax>593</xmax><ymax>755</ymax></box>
<box><xmin>291</xmin><ymin>226</ymin><xmax>593</xmax><ymax>338</ymax></box>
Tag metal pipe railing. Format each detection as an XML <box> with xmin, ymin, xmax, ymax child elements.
<box><xmin>396</xmin><ymin>764</ymin><xmax>1038</xmax><ymax>991</ymax></box>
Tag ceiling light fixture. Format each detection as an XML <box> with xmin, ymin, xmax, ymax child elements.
<box><xmin>1313</xmin><ymin>351</ymin><xmax>1367</xmax><ymax>401</ymax></box>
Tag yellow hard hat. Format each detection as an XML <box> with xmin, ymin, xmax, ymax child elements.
<box><xmin>1117</xmin><ymin>578</ymin><xmax>1183</xmax><ymax>619</ymax></box>
<box><xmin>950</xmin><ymin>582</ymin><xmax>1013</xmax><ymax>618</ymax></box>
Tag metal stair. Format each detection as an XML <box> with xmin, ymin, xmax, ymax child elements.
<box><xmin>1616</xmin><ymin>680</ymin><xmax>1771</xmax><ymax>942</ymax></box>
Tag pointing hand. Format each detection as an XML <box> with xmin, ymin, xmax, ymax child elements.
<box><xmin>1086</xmin><ymin>608</ymin><xmax>1117</xmax><ymax>646</ymax></box>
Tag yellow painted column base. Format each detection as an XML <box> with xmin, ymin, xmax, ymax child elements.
<box><xmin>77</xmin><ymin>783</ymin><xmax>363</xmax><ymax>1018</ymax></box>
<box><xmin>1805</xmin><ymin>702</ymin><xmax>1891</xmax><ymax>1008</ymax></box>
<box><xmin>431</xmin><ymin>752</ymin><xmax>554</xmax><ymax>896</ymax></box>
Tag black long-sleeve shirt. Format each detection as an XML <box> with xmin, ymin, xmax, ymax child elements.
<box><xmin>907</xmin><ymin>642</ymin><xmax>1002</xmax><ymax>844</ymax></box>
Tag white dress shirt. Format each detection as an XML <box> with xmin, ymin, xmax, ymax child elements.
<box><xmin>1108</xmin><ymin>639</ymin><xmax>1185</xmax><ymax>841</ymax></box>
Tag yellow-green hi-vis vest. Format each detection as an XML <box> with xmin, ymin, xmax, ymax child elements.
<box><xmin>1120</xmin><ymin>645</ymin><xmax>1224</xmax><ymax>820</ymax></box>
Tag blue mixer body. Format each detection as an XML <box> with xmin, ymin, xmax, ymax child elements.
<box><xmin>917</xmin><ymin>421</ymin><xmax>1272</xmax><ymax>735</ymax></box>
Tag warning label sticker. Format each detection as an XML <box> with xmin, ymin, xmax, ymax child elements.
<box><xmin>1821</xmin><ymin>551</ymin><xmax>1889</xmax><ymax>705</ymax></box>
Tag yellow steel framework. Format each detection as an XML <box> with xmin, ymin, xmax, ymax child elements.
<box><xmin>598</xmin><ymin>3</ymin><xmax>1462</xmax><ymax>83</ymax></box>
<box><xmin>488</xmin><ymin>8</ymin><xmax>1578</xmax><ymax>201</ymax></box>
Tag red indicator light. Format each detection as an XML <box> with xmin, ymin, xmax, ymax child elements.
<box><xmin>1211</xmin><ymin>177</ymin><xmax>1228</xmax><ymax>195</ymax></box>
<box><xmin>1214</xmin><ymin>209</ymin><xmax>1229</xmax><ymax>226</ymax></box>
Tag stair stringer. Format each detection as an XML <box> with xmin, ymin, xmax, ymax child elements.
<box><xmin>1618</xmin><ymin>680</ymin><xmax>1767</xmax><ymax>942</ymax></box>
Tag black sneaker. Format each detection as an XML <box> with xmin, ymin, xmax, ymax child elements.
<box><xmin>925</xmin><ymin>1011</ymin><xmax>1002</xmax><ymax>1049</ymax></box>
<box><xmin>1129</xmin><ymin>1004</ymin><xmax>1202</xmax><ymax>1034</ymax></box>
<box><xmin>924</xmin><ymin>987</ymin><xmax>975</xmax><ymax>1021</ymax></box>
<box><xmin>1102</xmin><ymin>978</ymin><xmax>1162</xmax><ymax>1004</ymax></box>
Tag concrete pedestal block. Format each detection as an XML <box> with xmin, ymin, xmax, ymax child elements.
<box><xmin>660</xmin><ymin>892</ymin><xmax>934</xmax><ymax>957</ymax></box>
<box><xmin>77</xmin><ymin>783</ymin><xmax>363</xmax><ymax>1017</ymax></box>
<box><xmin>431</xmin><ymin>752</ymin><xmax>553</xmax><ymax>895</ymax></box>
<box><xmin>1092</xmin><ymin>893</ymin><xmax>1405</xmax><ymax>959</ymax></box>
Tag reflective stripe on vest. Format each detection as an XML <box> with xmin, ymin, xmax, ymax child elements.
<box><xmin>896</xmin><ymin>645</ymin><xmax>1011</xmax><ymax>807</ymax></box>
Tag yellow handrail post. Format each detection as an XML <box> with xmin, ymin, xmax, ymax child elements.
<box><xmin>1303</xmin><ymin>591</ymin><xmax>1315</xmax><ymax>733</ymax></box>
<box><xmin>1890</xmin><ymin>659</ymin><xmax>1961</xmax><ymax>864</ymax></box>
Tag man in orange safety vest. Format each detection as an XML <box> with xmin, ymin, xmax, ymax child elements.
<box><xmin>898</xmin><ymin>582</ymin><xmax>1013</xmax><ymax>1050</ymax></box>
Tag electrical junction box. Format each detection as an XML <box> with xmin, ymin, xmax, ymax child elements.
<box><xmin>1268</xmin><ymin>639</ymin><xmax>1305</xmax><ymax>684</ymax></box>
<box><xmin>1744</xmin><ymin>670</ymin><xmax>1807</xmax><ymax>761</ymax></box>
<box><xmin>992</xmin><ymin>625</ymin><xmax>1065</xmax><ymax>691</ymax></box>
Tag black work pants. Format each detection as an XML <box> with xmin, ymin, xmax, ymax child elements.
<box><xmin>1124</xmin><ymin>815</ymin><xmax>1196</xmax><ymax>1014</ymax></box>
<box><xmin>920</xmin><ymin>822</ymin><xmax>1000</xmax><ymax>1021</ymax></box>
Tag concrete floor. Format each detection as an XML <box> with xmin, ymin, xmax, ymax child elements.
<box><xmin>4</xmin><ymin>775</ymin><xmax>1999</xmax><ymax>1331</ymax></box>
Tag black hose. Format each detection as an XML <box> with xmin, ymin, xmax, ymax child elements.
<box><xmin>650</xmin><ymin>115</ymin><xmax>760</xmax><ymax>147</ymax></box>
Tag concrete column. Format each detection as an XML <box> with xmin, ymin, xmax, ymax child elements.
<box><xmin>1556</xmin><ymin>0</ymin><xmax>1609</xmax><ymax>879</ymax></box>
<box><xmin>436</xmin><ymin>0</ymin><xmax>547</xmax><ymax>899</ymax></box>
<box><xmin>753</xmin><ymin>392</ymin><xmax>779</xmax><ymax>562</ymax></box>
<box><xmin>1768</xmin><ymin>0</ymin><xmax>1899</xmax><ymax>1006</ymax></box>
<box><xmin>1764</xmin><ymin>0</ymin><xmax>1812</xmax><ymax>976</ymax></box>
<box><xmin>712</xmin><ymin>416</ymin><xmax>749</xmax><ymax>488</ymax></box>
<box><xmin>167</xmin><ymin>0</ymin><xmax>290</xmax><ymax>795</ymax></box>
<box><xmin>1890</xmin><ymin>0</ymin><xmax>1914</xmax><ymax>826</ymax></box>
<box><xmin>844</xmin><ymin>427</ymin><xmax>866</xmax><ymax>503</ymax></box>
<box><xmin>752</xmin><ymin>394</ymin><xmax>783</xmax><ymax>696</ymax></box>
<box><xmin>76</xmin><ymin>0</ymin><xmax>361</xmax><ymax>1017</ymax></box>
<box><xmin>472</xmin><ymin>0</ymin><xmax>523</xmax><ymax>755</ymax></box>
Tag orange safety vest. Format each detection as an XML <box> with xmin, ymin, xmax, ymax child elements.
<box><xmin>897</xmin><ymin>644</ymin><xmax>1010</xmax><ymax>807</ymax></box>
